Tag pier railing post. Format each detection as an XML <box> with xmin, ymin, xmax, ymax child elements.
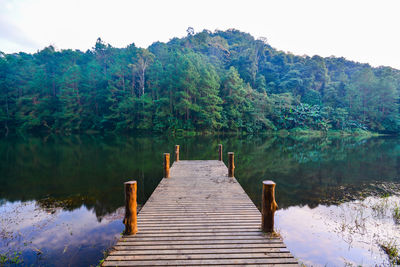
<box><xmin>175</xmin><ymin>145</ymin><xmax>180</xmax><ymax>162</ymax></box>
<box><xmin>261</xmin><ymin>180</ymin><xmax>278</xmax><ymax>233</ymax></box>
<box><xmin>123</xmin><ymin>181</ymin><xmax>138</xmax><ymax>235</ymax></box>
<box><xmin>164</xmin><ymin>153</ymin><xmax>170</xmax><ymax>178</ymax></box>
<box><xmin>228</xmin><ymin>152</ymin><xmax>234</xmax><ymax>177</ymax></box>
<box><xmin>218</xmin><ymin>144</ymin><xmax>223</xmax><ymax>161</ymax></box>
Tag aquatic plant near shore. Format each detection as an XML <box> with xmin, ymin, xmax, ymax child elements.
<box><xmin>0</xmin><ymin>251</ymin><xmax>23</xmax><ymax>264</ymax></box>
<box><xmin>380</xmin><ymin>242</ymin><xmax>400</xmax><ymax>265</ymax></box>
<box><xmin>393</xmin><ymin>204</ymin><xmax>400</xmax><ymax>224</ymax></box>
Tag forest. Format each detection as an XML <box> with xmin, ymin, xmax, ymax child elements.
<box><xmin>0</xmin><ymin>28</ymin><xmax>399</xmax><ymax>135</ymax></box>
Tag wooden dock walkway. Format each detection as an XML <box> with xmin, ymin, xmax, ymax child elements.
<box><xmin>103</xmin><ymin>159</ymin><xmax>298</xmax><ymax>266</ymax></box>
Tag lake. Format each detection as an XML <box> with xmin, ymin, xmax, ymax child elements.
<box><xmin>0</xmin><ymin>134</ymin><xmax>399</xmax><ymax>266</ymax></box>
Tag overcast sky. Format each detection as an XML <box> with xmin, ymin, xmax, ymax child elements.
<box><xmin>1</xmin><ymin>0</ymin><xmax>399</xmax><ymax>69</ymax></box>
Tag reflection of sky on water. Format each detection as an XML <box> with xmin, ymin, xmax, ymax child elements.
<box><xmin>0</xmin><ymin>136</ymin><xmax>398</xmax><ymax>266</ymax></box>
<box><xmin>0</xmin><ymin>201</ymin><xmax>124</xmax><ymax>267</ymax></box>
<box><xmin>2</xmin><ymin>197</ymin><xmax>399</xmax><ymax>266</ymax></box>
<box><xmin>276</xmin><ymin>196</ymin><xmax>400</xmax><ymax>266</ymax></box>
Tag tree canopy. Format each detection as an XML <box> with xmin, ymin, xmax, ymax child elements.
<box><xmin>0</xmin><ymin>29</ymin><xmax>399</xmax><ymax>135</ymax></box>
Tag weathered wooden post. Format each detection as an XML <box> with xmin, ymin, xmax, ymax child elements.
<box><xmin>261</xmin><ymin>180</ymin><xmax>278</xmax><ymax>233</ymax></box>
<box><xmin>228</xmin><ymin>152</ymin><xmax>234</xmax><ymax>177</ymax></box>
<box><xmin>218</xmin><ymin>144</ymin><xmax>223</xmax><ymax>161</ymax></box>
<box><xmin>123</xmin><ymin>181</ymin><xmax>138</xmax><ymax>235</ymax></box>
<box><xmin>175</xmin><ymin>145</ymin><xmax>180</xmax><ymax>162</ymax></box>
<box><xmin>164</xmin><ymin>153</ymin><xmax>170</xmax><ymax>178</ymax></box>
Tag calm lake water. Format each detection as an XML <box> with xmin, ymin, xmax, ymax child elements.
<box><xmin>0</xmin><ymin>134</ymin><xmax>399</xmax><ymax>266</ymax></box>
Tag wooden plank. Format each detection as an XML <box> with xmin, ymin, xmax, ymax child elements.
<box><xmin>123</xmin><ymin>232</ymin><xmax>264</xmax><ymax>237</ymax></box>
<box><xmin>137</xmin><ymin>220</ymin><xmax>261</xmax><ymax>225</ymax></box>
<box><xmin>113</xmin><ymin>243</ymin><xmax>288</xmax><ymax>250</ymax></box>
<box><xmin>136</xmin><ymin>228</ymin><xmax>262</xmax><ymax>233</ymax></box>
<box><xmin>137</xmin><ymin>222</ymin><xmax>260</xmax><ymax>226</ymax></box>
<box><xmin>138</xmin><ymin>214</ymin><xmax>260</xmax><ymax>218</ymax></box>
<box><xmin>103</xmin><ymin>258</ymin><xmax>298</xmax><ymax>266</ymax></box>
<box><xmin>141</xmin><ymin>204</ymin><xmax>257</xmax><ymax>207</ymax></box>
<box><xmin>103</xmin><ymin>160</ymin><xmax>297</xmax><ymax>267</ymax></box>
<box><xmin>141</xmin><ymin>209</ymin><xmax>258</xmax><ymax>212</ymax></box>
<box><xmin>110</xmin><ymin>248</ymin><xmax>290</xmax><ymax>255</ymax></box>
<box><xmin>140</xmin><ymin>208</ymin><xmax>259</xmax><ymax>211</ymax></box>
<box><xmin>120</xmin><ymin>236</ymin><xmax>280</xmax><ymax>242</ymax></box>
<box><xmin>136</xmin><ymin>225</ymin><xmax>263</xmax><ymax>230</ymax></box>
<box><xmin>138</xmin><ymin>215</ymin><xmax>261</xmax><ymax>219</ymax></box>
<box><xmin>116</xmin><ymin>240</ymin><xmax>284</xmax><ymax>246</ymax></box>
<box><xmin>138</xmin><ymin>218</ymin><xmax>261</xmax><ymax>221</ymax></box>
<box><xmin>137</xmin><ymin>218</ymin><xmax>261</xmax><ymax>222</ymax></box>
<box><xmin>106</xmin><ymin>252</ymin><xmax>294</xmax><ymax>260</ymax></box>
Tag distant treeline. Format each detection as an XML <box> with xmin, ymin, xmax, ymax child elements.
<box><xmin>0</xmin><ymin>29</ymin><xmax>399</xmax><ymax>134</ymax></box>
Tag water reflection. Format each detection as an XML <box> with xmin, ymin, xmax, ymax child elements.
<box><xmin>0</xmin><ymin>134</ymin><xmax>398</xmax><ymax>266</ymax></box>
<box><xmin>234</xmin><ymin>136</ymin><xmax>399</xmax><ymax>209</ymax></box>
<box><xmin>277</xmin><ymin>196</ymin><xmax>400</xmax><ymax>266</ymax></box>
<box><xmin>0</xmin><ymin>201</ymin><xmax>123</xmax><ymax>266</ymax></box>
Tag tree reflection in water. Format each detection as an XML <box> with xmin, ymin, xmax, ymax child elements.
<box><xmin>0</xmin><ymin>134</ymin><xmax>398</xmax><ymax>266</ymax></box>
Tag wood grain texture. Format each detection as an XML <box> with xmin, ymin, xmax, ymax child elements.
<box><xmin>103</xmin><ymin>160</ymin><xmax>297</xmax><ymax>266</ymax></box>
<box><xmin>262</xmin><ymin>180</ymin><xmax>278</xmax><ymax>233</ymax></box>
<box><xmin>163</xmin><ymin>153</ymin><xmax>170</xmax><ymax>178</ymax></box>
<box><xmin>175</xmin><ymin>145</ymin><xmax>179</xmax><ymax>162</ymax></box>
<box><xmin>123</xmin><ymin>181</ymin><xmax>137</xmax><ymax>235</ymax></box>
<box><xmin>228</xmin><ymin>152</ymin><xmax>235</xmax><ymax>177</ymax></box>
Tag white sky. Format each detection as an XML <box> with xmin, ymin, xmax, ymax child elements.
<box><xmin>1</xmin><ymin>0</ymin><xmax>399</xmax><ymax>69</ymax></box>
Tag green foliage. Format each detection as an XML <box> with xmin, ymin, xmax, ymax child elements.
<box><xmin>380</xmin><ymin>242</ymin><xmax>400</xmax><ymax>265</ymax></box>
<box><xmin>0</xmin><ymin>29</ymin><xmax>399</xmax><ymax>134</ymax></box>
<box><xmin>0</xmin><ymin>252</ymin><xmax>23</xmax><ymax>264</ymax></box>
<box><xmin>393</xmin><ymin>204</ymin><xmax>400</xmax><ymax>224</ymax></box>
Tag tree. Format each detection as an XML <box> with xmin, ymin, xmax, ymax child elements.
<box><xmin>135</xmin><ymin>49</ymin><xmax>154</xmax><ymax>97</ymax></box>
<box><xmin>59</xmin><ymin>64</ymin><xmax>83</xmax><ymax>130</ymax></box>
<box><xmin>220</xmin><ymin>67</ymin><xmax>250</xmax><ymax>131</ymax></box>
<box><xmin>0</xmin><ymin>29</ymin><xmax>398</xmax><ymax>134</ymax></box>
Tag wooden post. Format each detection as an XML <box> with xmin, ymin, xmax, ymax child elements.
<box><xmin>261</xmin><ymin>180</ymin><xmax>278</xmax><ymax>233</ymax></box>
<box><xmin>218</xmin><ymin>144</ymin><xmax>223</xmax><ymax>161</ymax></box>
<box><xmin>175</xmin><ymin>145</ymin><xmax>180</xmax><ymax>162</ymax></box>
<box><xmin>164</xmin><ymin>153</ymin><xmax>170</xmax><ymax>178</ymax></box>
<box><xmin>123</xmin><ymin>181</ymin><xmax>138</xmax><ymax>235</ymax></box>
<box><xmin>228</xmin><ymin>152</ymin><xmax>234</xmax><ymax>177</ymax></box>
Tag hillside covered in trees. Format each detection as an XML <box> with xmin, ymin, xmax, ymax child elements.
<box><xmin>0</xmin><ymin>29</ymin><xmax>399</xmax><ymax>135</ymax></box>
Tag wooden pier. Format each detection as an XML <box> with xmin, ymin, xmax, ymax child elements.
<box><xmin>103</xmin><ymin>149</ymin><xmax>298</xmax><ymax>266</ymax></box>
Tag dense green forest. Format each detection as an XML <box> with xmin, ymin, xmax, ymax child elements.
<box><xmin>0</xmin><ymin>29</ymin><xmax>399</xmax><ymax>135</ymax></box>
